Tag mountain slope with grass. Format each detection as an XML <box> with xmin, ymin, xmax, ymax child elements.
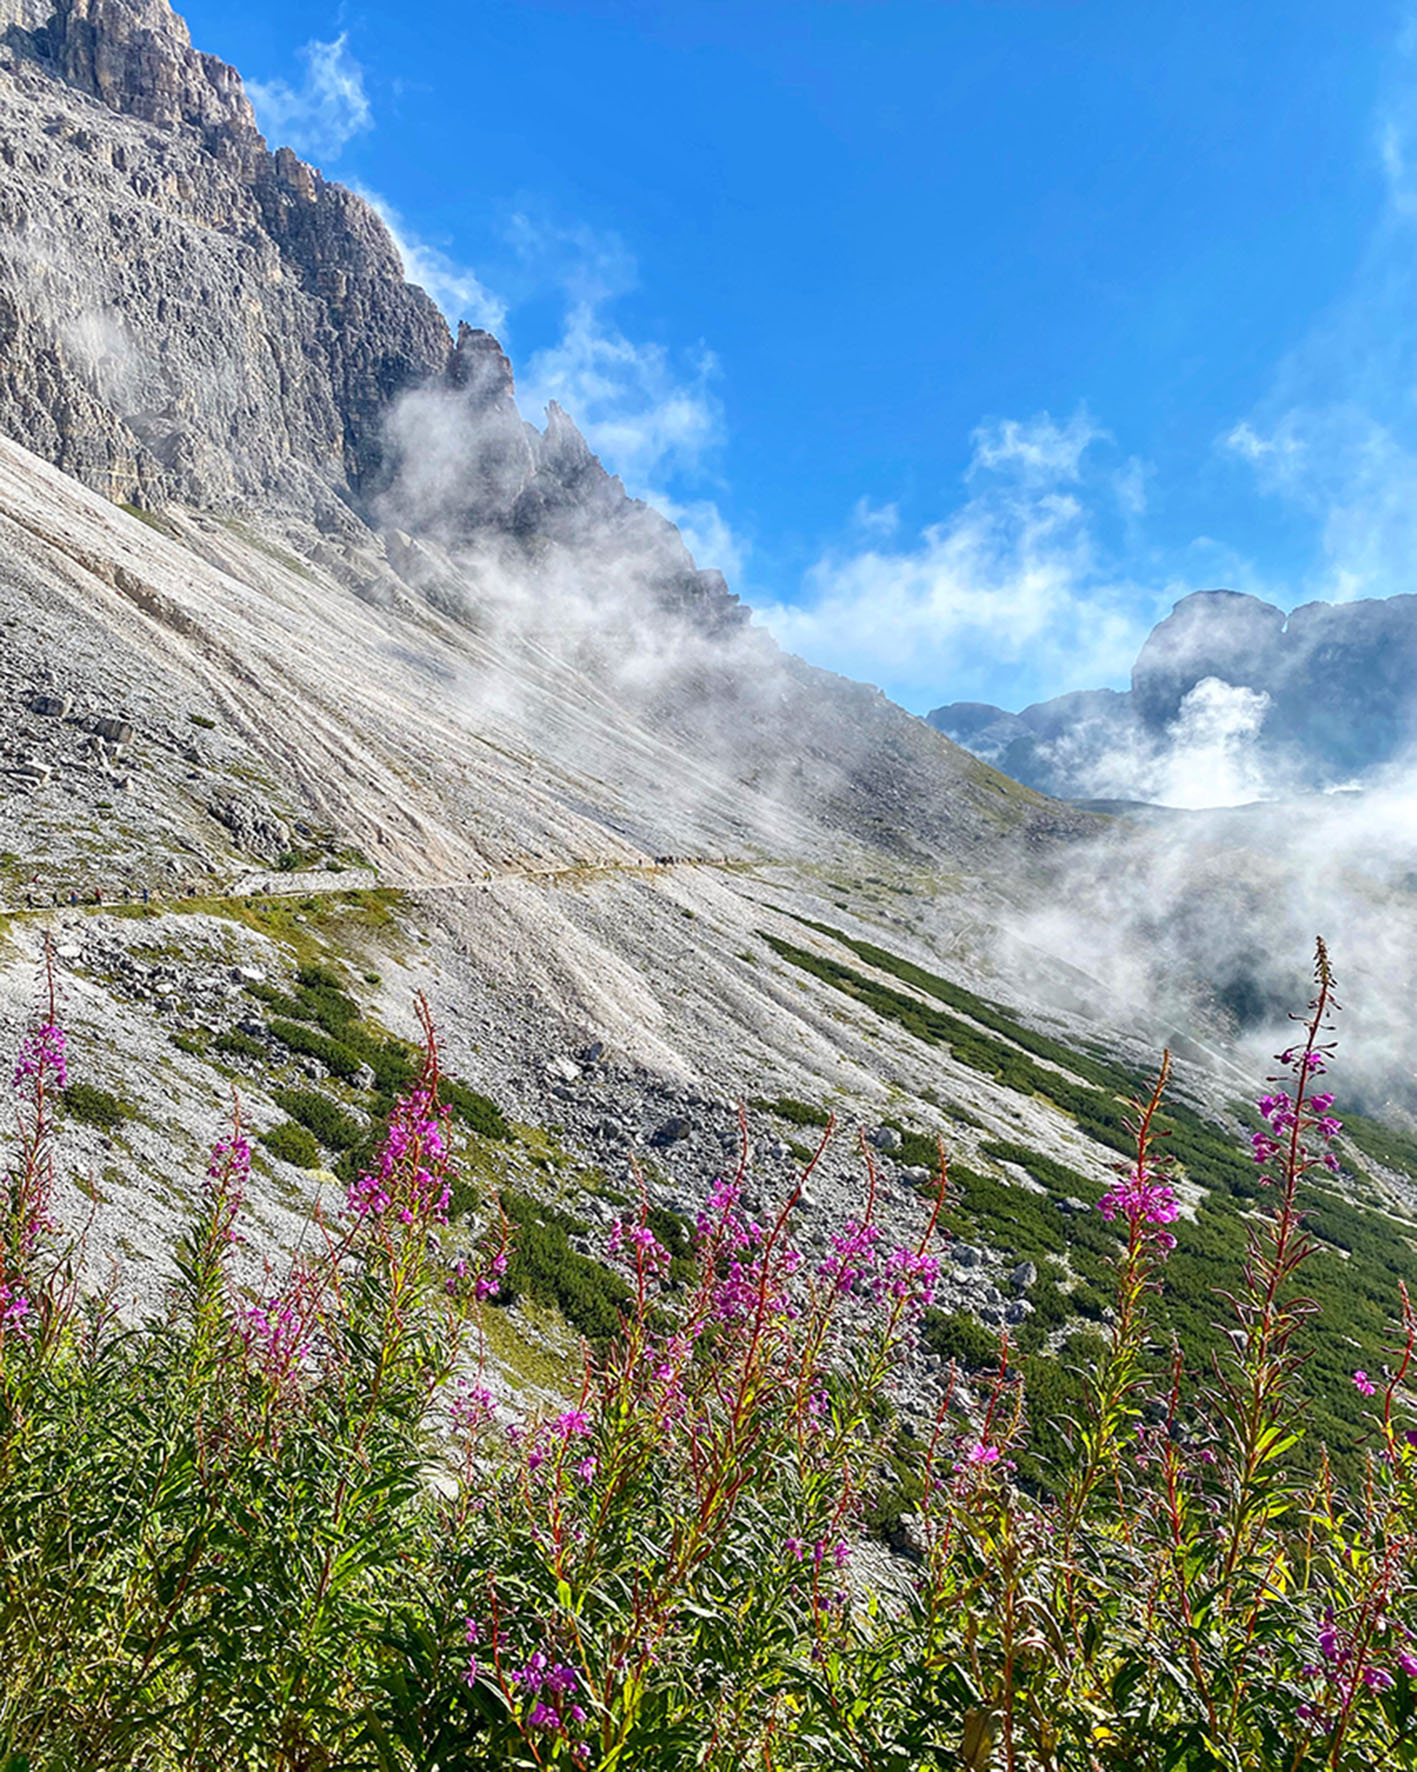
<box><xmin>2</xmin><ymin>3</ymin><xmax>1417</xmax><ymax>1763</ymax></box>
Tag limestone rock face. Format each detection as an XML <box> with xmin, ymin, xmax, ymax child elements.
<box><xmin>0</xmin><ymin>0</ymin><xmax>451</xmax><ymax>516</ymax></box>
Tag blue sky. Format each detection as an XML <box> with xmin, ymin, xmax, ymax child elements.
<box><xmin>181</xmin><ymin>0</ymin><xmax>1415</xmax><ymax>712</ymax></box>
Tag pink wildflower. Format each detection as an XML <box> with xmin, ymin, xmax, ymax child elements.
<box><xmin>13</xmin><ymin>1022</ymin><xmax>66</xmax><ymax>1091</ymax></box>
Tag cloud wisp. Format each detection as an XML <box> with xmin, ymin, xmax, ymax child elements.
<box><xmin>755</xmin><ymin>410</ymin><xmax>1162</xmax><ymax>708</ymax></box>
<box><xmin>357</xmin><ymin>187</ymin><xmax>507</xmax><ymax>333</ymax></box>
<box><xmin>249</xmin><ymin>34</ymin><xmax>373</xmax><ymax>165</ymax></box>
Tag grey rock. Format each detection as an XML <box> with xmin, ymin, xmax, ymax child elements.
<box><xmin>649</xmin><ymin>1115</ymin><xmax>692</xmax><ymax>1148</ymax></box>
<box><xmin>1010</xmin><ymin>1261</ymin><xmax>1037</xmax><ymax>1294</ymax></box>
<box><xmin>208</xmin><ymin>796</ymin><xmax>292</xmax><ymax>863</ymax></box>
<box><xmin>950</xmin><ymin>1242</ymin><xmax>983</xmax><ymax>1268</ymax></box>
<box><xmin>866</xmin><ymin>1125</ymin><xmax>902</xmax><ymax>1152</ymax></box>
<box><xmin>1003</xmin><ymin>1299</ymin><xmax>1033</xmax><ymax>1325</ymax></box>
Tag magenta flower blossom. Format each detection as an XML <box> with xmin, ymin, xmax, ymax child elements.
<box><xmin>1363</xmin><ymin>1666</ymin><xmax>1395</xmax><ymax>1691</ymax></box>
<box><xmin>13</xmin><ymin>1021</ymin><xmax>66</xmax><ymax>1091</ymax></box>
<box><xmin>873</xmin><ymin>1245</ymin><xmax>940</xmax><ymax>1315</ymax></box>
<box><xmin>475</xmin><ymin>1250</ymin><xmax>507</xmax><ymax>1301</ymax></box>
<box><xmin>450</xmin><ymin>1380</ymin><xmax>495</xmax><ymax>1434</ymax></box>
<box><xmin>967</xmin><ymin>1442</ymin><xmax>1000</xmax><ymax>1465</ymax></box>
<box><xmin>551</xmin><ymin>1407</ymin><xmax>592</xmax><ymax>1440</ymax></box>
<box><xmin>607</xmin><ymin>1218</ymin><xmax>671</xmax><ymax>1273</ymax></box>
<box><xmin>347</xmin><ymin>1086</ymin><xmax>453</xmax><ymax>1224</ymax></box>
<box><xmin>1098</xmin><ymin>1164</ymin><xmax>1179</xmax><ymax>1253</ymax></box>
<box><xmin>1398</xmin><ymin>1652</ymin><xmax>1417</xmax><ymax>1678</ymax></box>
<box><xmin>1353</xmin><ymin>1370</ymin><xmax>1376</xmax><ymax>1397</ymax></box>
<box><xmin>207</xmin><ymin>1131</ymin><xmax>252</xmax><ymax>1186</ymax></box>
<box><xmin>817</xmin><ymin>1218</ymin><xmax>879</xmax><ymax>1289</ymax></box>
<box><xmin>0</xmin><ymin>1280</ymin><xmax>31</xmax><ymax>1335</ymax></box>
<box><xmin>242</xmin><ymin>1295</ymin><xmax>308</xmax><ymax>1371</ymax></box>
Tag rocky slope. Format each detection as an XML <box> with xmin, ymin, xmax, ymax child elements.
<box><xmin>0</xmin><ymin>0</ymin><xmax>1413</xmax><ymax>1465</ymax></box>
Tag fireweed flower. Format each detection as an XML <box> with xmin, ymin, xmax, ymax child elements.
<box><xmin>1353</xmin><ymin>1370</ymin><xmax>1377</xmax><ymax>1397</ymax></box>
<box><xmin>818</xmin><ymin>1218</ymin><xmax>878</xmax><ymax>1288</ymax></box>
<box><xmin>874</xmin><ymin>1246</ymin><xmax>940</xmax><ymax>1316</ymax></box>
<box><xmin>450</xmin><ymin>1379</ymin><xmax>495</xmax><ymax>1435</ymax></box>
<box><xmin>206</xmin><ymin>1132</ymin><xmax>251</xmax><ymax>1187</ymax></box>
<box><xmin>606</xmin><ymin>1218</ymin><xmax>671</xmax><ymax>1275</ymax></box>
<box><xmin>0</xmin><ymin>1279</ymin><xmax>30</xmax><ymax>1334</ymax></box>
<box><xmin>242</xmin><ymin>1295</ymin><xmax>307</xmax><ymax>1370</ymax></box>
<box><xmin>475</xmin><ymin>1250</ymin><xmax>507</xmax><ymax>1301</ymax></box>
<box><xmin>346</xmin><ymin>1086</ymin><xmax>453</xmax><ymax>1223</ymax></box>
<box><xmin>1097</xmin><ymin>1163</ymin><xmax>1179</xmax><ymax>1253</ymax></box>
<box><xmin>12</xmin><ymin>1022</ymin><xmax>66</xmax><ymax>1091</ymax></box>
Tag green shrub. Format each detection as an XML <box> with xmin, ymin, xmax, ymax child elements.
<box><xmin>757</xmin><ymin>1096</ymin><xmax>831</xmax><ymax>1129</ymax></box>
<box><xmin>272</xmin><ymin>1088</ymin><xmax>365</xmax><ymax>1152</ymax></box>
<box><xmin>268</xmin><ymin>1019</ymin><xmax>365</xmax><ymax>1082</ymax></box>
<box><xmin>498</xmin><ymin>1190</ymin><xmax>631</xmax><ymax>1348</ymax></box>
<box><xmin>441</xmin><ymin>1077</ymin><xmax>510</xmax><ymax>1141</ymax></box>
<box><xmin>61</xmin><ymin>1083</ymin><xmax>133</xmax><ymax>1132</ymax></box>
<box><xmin>212</xmin><ymin>1028</ymin><xmax>266</xmax><ymax>1062</ymax></box>
<box><xmin>921</xmin><ymin>1309</ymin><xmax>999</xmax><ymax>1370</ymax></box>
<box><xmin>261</xmin><ymin>1121</ymin><xmax>321</xmax><ymax>1168</ymax></box>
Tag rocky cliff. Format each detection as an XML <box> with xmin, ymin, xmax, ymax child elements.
<box><xmin>929</xmin><ymin>587</ymin><xmax>1417</xmax><ymax>802</ymax></box>
<box><xmin>0</xmin><ymin>0</ymin><xmax>750</xmax><ymax>637</ymax></box>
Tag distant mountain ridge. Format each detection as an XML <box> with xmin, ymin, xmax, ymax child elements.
<box><xmin>929</xmin><ymin>588</ymin><xmax>1417</xmax><ymax>802</ymax></box>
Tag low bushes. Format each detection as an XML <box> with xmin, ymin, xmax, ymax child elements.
<box><xmin>260</xmin><ymin>1120</ymin><xmax>321</xmax><ymax>1168</ymax></box>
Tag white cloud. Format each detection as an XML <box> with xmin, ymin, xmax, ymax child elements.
<box><xmin>647</xmin><ymin>493</ymin><xmax>746</xmax><ymax>582</ymax></box>
<box><xmin>248</xmin><ymin>34</ymin><xmax>372</xmax><ymax>164</ymax></box>
<box><xmin>755</xmin><ymin>413</ymin><xmax>1156</xmax><ymax>707</ymax></box>
<box><xmin>356</xmin><ymin>187</ymin><xmax>507</xmax><ymax>332</ymax></box>
<box><xmin>520</xmin><ymin>301</ymin><xmax>722</xmax><ymax>492</ymax></box>
<box><xmin>851</xmin><ymin>497</ymin><xmax>900</xmax><ymax>537</ymax></box>
<box><xmin>968</xmin><ymin>409</ymin><xmax>1106</xmax><ymax>483</ymax></box>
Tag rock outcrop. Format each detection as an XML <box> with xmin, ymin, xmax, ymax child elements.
<box><xmin>929</xmin><ymin>588</ymin><xmax>1417</xmax><ymax>801</ymax></box>
<box><xmin>0</xmin><ymin>0</ymin><xmax>454</xmax><ymax>518</ymax></box>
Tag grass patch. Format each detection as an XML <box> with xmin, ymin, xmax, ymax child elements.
<box><xmin>62</xmin><ymin>1084</ymin><xmax>134</xmax><ymax>1133</ymax></box>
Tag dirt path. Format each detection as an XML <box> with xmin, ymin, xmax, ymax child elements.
<box><xmin>1</xmin><ymin>853</ymin><xmax>743</xmax><ymax>918</ymax></box>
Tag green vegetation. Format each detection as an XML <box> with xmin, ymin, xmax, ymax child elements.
<box><xmin>271</xmin><ymin>1088</ymin><xmax>365</xmax><ymax>1152</ymax></box>
<box><xmin>261</xmin><ymin>1120</ymin><xmax>322</xmax><ymax>1168</ymax></box>
<box><xmin>756</xmin><ymin>1095</ymin><xmax>831</xmax><ymax>1129</ymax></box>
<box><xmin>441</xmin><ymin>1076</ymin><xmax>511</xmax><ymax>1141</ymax></box>
<box><xmin>498</xmin><ymin>1189</ymin><xmax>631</xmax><ymax>1348</ymax></box>
<box><xmin>767</xmin><ymin>926</ymin><xmax>1407</xmax><ymax>1466</ymax></box>
<box><xmin>61</xmin><ymin>1083</ymin><xmax>134</xmax><ymax>1133</ymax></box>
<box><xmin>921</xmin><ymin>1308</ymin><xmax>998</xmax><ymax>1369</ymax></box>
<box><xmin>3</xmin><ymin>953</ymin><xmax>1416</xmax><ymax>1768</ymax></box>
<box><xmin>211</xmin><ymin>1028</ymin><xmax>265</xmax><ymax>1062</ymax></box>
<box><xmin>186</xmin><ymin>712</ymin><xmax>217</xmax><ymax>730</ymax></box>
